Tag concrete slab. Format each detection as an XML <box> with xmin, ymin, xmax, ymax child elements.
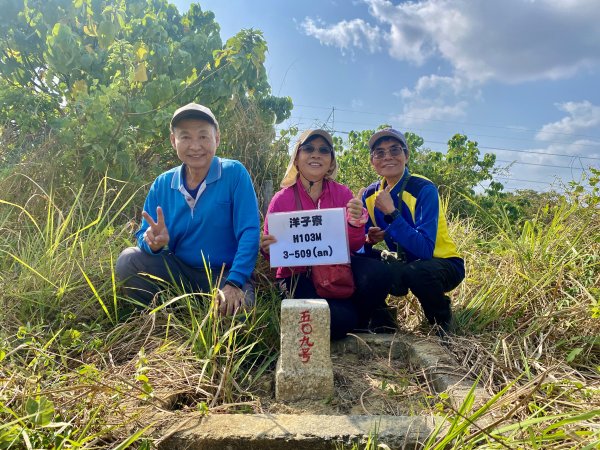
<box><xmin>158</xmin><ymin>413</ymin><xmax>440</xmax><ymax>450</ymax></box>
<box><xmin>333</xmin><ymin>333</ymin><xmax>489</xmax><ymax>409</ymax></box>
<box><xmin>331</xmin><ymin>332</ymin><xmax>408</xmax><ymax>359</ymax></box>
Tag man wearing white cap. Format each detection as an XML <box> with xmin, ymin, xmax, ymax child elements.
<box><xmin>361</xmin><ymin>128</ymin><xmax>465</xmax><ymax>333</ymax></box>
<box><xmin>116</xmin><ymin>103</ymin><xmax>260</xmax><ymax>315</ymax></box>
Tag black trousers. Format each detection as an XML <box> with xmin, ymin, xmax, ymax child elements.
<box><xmin>115</xmin><ymin>247</ymin><xmax>255</xmax><ymax>306</ymax></box>
<box><xmin>281</xmin><ymin>254</ymin><xmax>392</xmax><ymax>339</ymax></box>
<box><xmin>369</xmin><ymin>250</ymin><xmax>464</xmax><ymax>327</ymax></box>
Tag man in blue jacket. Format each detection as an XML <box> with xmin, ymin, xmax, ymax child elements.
<box><xmin>116</xmin><ymin>103</ymin><xmax>260</xmax><ymax>316</ymax></box>
<box><xmin>362</xmin><ymin>128</ymin><xmax>465</xmax><ymax>333</ymax></box>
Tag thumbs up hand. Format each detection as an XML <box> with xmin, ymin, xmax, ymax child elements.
<box><xmin>374</xmin><ymin>185</ymin><xmax>396</xmax><ymax>214</ymax></box>
<box><xmin>346</xmin><ymin>187</ymin><xmax>368</xmax><ymax>227</ymax></box>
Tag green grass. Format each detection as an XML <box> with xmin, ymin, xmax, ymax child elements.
<box><xmin>0</xmin><ymin>175</ymin><xmax>280</xmax><ymax>447</ymax></box>
<box><xmin>0</xmin><ymin>171</ymin><xmax>598</xmax><ymax>449</ymax></box>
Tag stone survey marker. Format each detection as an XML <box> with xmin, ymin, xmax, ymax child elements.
<box><xmin>275</xmin><ymin>299</ymin><xmax>334</xmax><ymax>401</ymax></box>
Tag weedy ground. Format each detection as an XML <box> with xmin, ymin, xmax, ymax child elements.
<box><xmin>0</xmin><ymin>174</ymin><xmax>598</xmax><ymax>449</ymax></box>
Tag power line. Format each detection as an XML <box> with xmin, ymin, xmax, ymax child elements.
<box><xmin>269</xmin><ymin>127</ymin><xmax>586</xmax><ymax>179</ymax></box>
<box><xmin>495</xmin><ymin>159</ymin><xmax>586</xmax><ymax>170</ymax></box>
<box><xmin>292</xmin><ymin>103</ymin><xmax>600</xmax><ymax>141</ymax></box>
<box><xmin>276</xmin><ymin>119</ymin><xmax>600</xmax><ymax>161</ymax></box>
<box><xmin>427</xmin><ymin>141</ymin><xmax>600</xmax><ymax>161</ymax></box>
<box><xmin>329</xmin><ymin>129</ymin><xmax>600</xmax><ymax>161</ymax></box>
<box><xmin>502</xmin><ymin>186</ymin><xmax>548</xmax><ymax>192</ymax></box>
<box><xmin>273</xmin><ymin>123</ymin><xmax>599</xmax><ymax>169</ymax></box>
<box><xmin>494</xmin><ymin>177</ymin><xmax>552</xmax><ymax>185</ymax></box>
<box><xmin>283</xmin><ymin>115</ymin><xmax>600</xmax><ymax>150</ymax></box>
<box><xmin>277</xmin><ymin>119</ymin><xmax>600</xmax><ymax>161</ymax></box>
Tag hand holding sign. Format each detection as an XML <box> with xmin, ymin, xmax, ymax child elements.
<box><xmin>374</xmin><ymin>185</ymin><xmax>396</xmax><ymax>214</ymax></box>
<box><xmin>260</xmin><ymin>233</ymin><xmax>277</xmax><ymax>254</ymax></box>
<box><xmin>142</xmin><ymin>206</ymin><xmax>170</xmax><ymax>252</ymax></box>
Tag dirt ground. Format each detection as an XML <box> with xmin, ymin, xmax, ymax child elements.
<box><xmin>256</xmin><ymin>351</ymin><xmax>435</xmax><ymax>416</ymax></box>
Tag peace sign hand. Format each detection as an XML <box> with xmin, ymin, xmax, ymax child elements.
<box><xmin>142</xmin><ymin>206</ymin><xmax>170</xmax><ymax>252</ymax></box>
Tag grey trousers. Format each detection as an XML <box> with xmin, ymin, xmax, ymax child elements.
<box><xmin>115</xmin><ymin>247</ymin><xmax>255</xmax><ymax>306</ymax></box>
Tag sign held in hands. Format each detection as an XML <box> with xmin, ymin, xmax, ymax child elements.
<box><xmin>267</xmin><ymin>207</ymin><xmax>350</xmax><ymax>267</ymax></box>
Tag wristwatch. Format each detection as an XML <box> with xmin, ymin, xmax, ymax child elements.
<box><xmin>384</xmin><ymin>209</ymin><xmax>401</xmax><ymax>223</ymax></box>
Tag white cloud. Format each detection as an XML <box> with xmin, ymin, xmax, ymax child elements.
<box><xmin>393</xmin><ymin>74</ymin><xmax>479</xmax><ymax>125</ymax></box>
<box><xmin>299</xmin><ymin>0</ymin><xmax>600</xmax><ymax>188</ymax></box>
<box><xmin>397</xmin><ymin>101</ymin><xmax>468</xmax><ymax>126</ymax></box>
<box><xmin>536</xmin><ymin>101</ymin><xmax>600</xmax><ymax>141</ymax></box>
<box><xmin>398</xmin><ymin>74</ymin><xmax>473</xmax><ymax>100</ymax></box>
<box><xmin>350</xmin><ymin>98</ymin><xmax>364</xmax><ymax>109</ymax></box>
<box><xmin>303</xmin><ymin>0</ymin><xmax>600</xmax><ymax>83</ymax></box>
<box><xmin>301</xmin><ymin>17</ymin><xmax>383</xmax><ymax>54</ymax></box>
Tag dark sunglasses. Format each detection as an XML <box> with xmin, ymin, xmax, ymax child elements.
<box><xmin>299</xmin><ymin>144</ymin><xmax>332</xmax><ymax>155</ymax></box>
<box><xmin>371</xmin><ymin>145</ymin><xmax>405</xmax><ymax>160</ymax></box>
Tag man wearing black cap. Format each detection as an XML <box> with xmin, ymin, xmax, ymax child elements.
<box><xmin>116</xmin><ymin>103</ymin><xmax>260</xmax><ymax>315</ymax></box>
<box><xmin>361</xmin><ymin>128</ymin><xmax>465</xmax><ymax>333</ymax></box>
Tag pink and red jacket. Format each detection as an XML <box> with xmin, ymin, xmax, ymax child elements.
<box><xmin>263</xmin><ymin>178</ymin><xmax>367</xmax><ymax>279</ymax></box>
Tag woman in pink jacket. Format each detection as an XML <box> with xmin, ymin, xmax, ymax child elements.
<box><xmin>260</xmin><ymin>129</ymin><xmax>393</xmax><ymax>339</ymax></box>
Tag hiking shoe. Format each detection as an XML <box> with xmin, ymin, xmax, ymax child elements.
<box><xmin>434</xmin><ymin>306</ymin><xmax>453</xmax><ymax>334</ymax></box>
<box><xmin>352</xmin><ymin>317</ymin><xmax>372</xmax><ymax>333</ymax></box>
<box><xmin>389</xmin><ymin>282</ymin><xmax>409</xmax><ymax>297</ymax></box>
<box><xmin>369</xmin><ymin>306</ymin><xmax>399</xmax><ymax>333</ymax></box>
<box><xmin>432</xmin><ymin>313</ymin><xmax>453</xmax><ymax>344</ymax></box>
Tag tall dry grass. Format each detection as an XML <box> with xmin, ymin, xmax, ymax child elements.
<box><xmin>0</xmin><ymin>174</ymin><xmax>279</xmax><ymax>447</ymax></box>
<box><xmin>389</xmin><ymin>189</ymin><xmax>600</xmax><ymax>449</ymax></box>
<box><xmin>0</xmin><ymin>166</ymin><xmax>598</xmax><ymax>448</ymax></box>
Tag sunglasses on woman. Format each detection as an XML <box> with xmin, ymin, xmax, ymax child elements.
<box><xmin>299</xmin><ymin>144</ymin><xmax>332</xmax><ymax>155</ymax></box>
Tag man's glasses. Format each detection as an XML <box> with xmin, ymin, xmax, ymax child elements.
<box><xmin>371</xmin><ymin>145</ymin><xmax>405</xmax><ymax>160</ymax></box>
<box><xmin>299</xmin><ymin>144</ymin><xmax>332</xmax><ymax>155</ymax></box>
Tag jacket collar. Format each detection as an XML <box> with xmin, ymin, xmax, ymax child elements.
<box><xmin>171</xmin><ymin>157</ymin><xmax>222</xmax><ymax>190</ymax></box>
<box><xmin>380</xmin><ymin>167</ymin><xmax>410</xmax><ymax>192</ymax></box>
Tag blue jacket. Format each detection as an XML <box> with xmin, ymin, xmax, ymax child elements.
<box><xmin>136</xmin><ymin>157</ymin><xmax>260</xmax><ymax>287</ymax></box>
<box><xmin>363</xmin><ymin>168</ymin><xmax>464</xmax><ymax>277</ymax></box>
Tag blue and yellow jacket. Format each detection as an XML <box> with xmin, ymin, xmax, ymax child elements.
<box><xmin>363</xmin><ymin>168</ymin><xmax>464</xmax><ymax>276</ymax></box>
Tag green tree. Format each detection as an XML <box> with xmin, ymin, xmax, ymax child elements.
<box><xmin>336</xmin><ymin>128</ymin><xmax>378</xmax><ymax>194</ymax></box>
<box><xmin>0</xmin><ymin>0</ymin><xmax>291</xmax><ymax>184</ymax></box>
<box><xmin>409</xmin><ymin>133</ymin><xmax>497</xmax><ymax>214</ymax></box>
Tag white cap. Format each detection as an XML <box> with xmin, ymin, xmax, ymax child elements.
<box><xmin>170</xmin><ymin>103</ymin><xmax>219</xmax><ymax>131</ymax></box>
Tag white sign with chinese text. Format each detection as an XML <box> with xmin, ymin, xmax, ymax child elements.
<box><xmin>268</xmin><ymin>207</ymin><xmax>350</xmax><ymax>267</ymax></box>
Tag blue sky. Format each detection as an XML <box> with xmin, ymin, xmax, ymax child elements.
<box><xmin>173</xmin><ymin>0</ymin><xmax>600</xmax><ymax>193</ymax></box>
